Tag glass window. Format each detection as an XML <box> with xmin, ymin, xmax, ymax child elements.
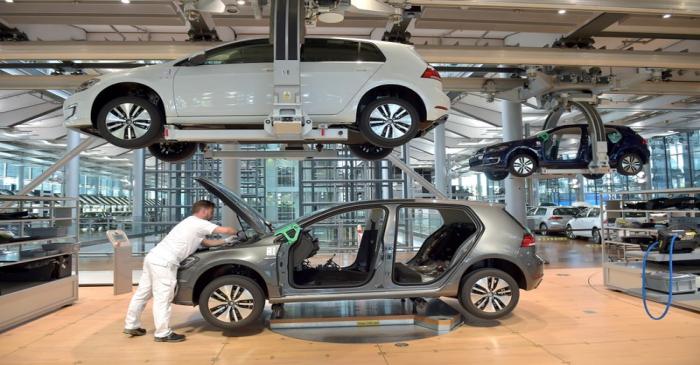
<box><xmin>588</xmin><ymin>208</ymin><xmax>600</xmax><ymax>217</ymax></box>
<box><xmin>535</xmin><ymin>208</ymin><xmax>546</xmax><ymax>215</ymax></box>
<box><xmin>359</xmin><ymin>42</ymin><xmax>386</xmax><ymax>62</ymax></box>
<box><xmin>277</xmin><ymin>166</ymin><xmax>295</xmax><ymax>187</ymax></box>
<box><xmin>544</xmin><ymin>127</ymin><xmax>582</xmax><ymax>161</ymax></box>
<box><xmin>204</xmin><ymin>39</ymin><xmax>272</xmax><ymax>65</ymax></box>
<box><xmin>302</xmin><ymin>38</ymin><xmax>361</xmax><ymax>62</ymax></box>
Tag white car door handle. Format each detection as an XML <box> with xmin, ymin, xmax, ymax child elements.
<box><xmin>262</xmin><ymin>67</ymin><xmax>273</xmax><ymax>72</ymax></box>
<box><xmin>355</xmin><ymin>67</ymin><xmax>369</xmax><ymax>72</ymax></box>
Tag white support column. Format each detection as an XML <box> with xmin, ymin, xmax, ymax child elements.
<box><xmin>434</xmin><ymin>123</ymin><xmax>447</xmax><ymax>195</ymax></box>
<box><xmin>131</xmin><ymin>149</ymin><xmax>144</xmax><ymax>235</ymax></box>
<box><xmin>64</xmin><ymin>131</ymin><xmax>81</xmax><ymax>200</ymax></box>
<box><xmin>221</xmin><ymin>144</ymin><xmax>241</xmax><ymax>230</ymax></box>
<box><xmin>502</xmin><ymin>100</ymin><xmax>526</xmax><ymax>225</ymax></box>
<box><xmin>65</xmin><ymin>130</ymin><xmax>81</xmax><ymax>236</ymax></box>
<box><xmin>576</xmin><ymin>175</ymin><xmax>586</xmax><ymax>202</ymax></box>
<box><xmin>16</xmin><ymin>160</ymin><xmax>24</xmax><ymax>191</ymax></box>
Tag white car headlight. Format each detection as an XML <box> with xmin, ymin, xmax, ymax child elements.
<box><xmin>76</xmin><ymin>78</ymin><xmax>100</xmax><ymax>92</ymax></box>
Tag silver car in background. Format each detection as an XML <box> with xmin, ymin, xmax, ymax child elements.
<box><xmin>527</xmin><ymin>206</ymin><xmax>580</xmax><ymax>235</ymax></box>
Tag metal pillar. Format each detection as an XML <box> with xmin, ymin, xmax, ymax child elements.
<box><xmin>576</xmin><ymin>175</ymin><xmax>586</xmax><ymax>202</ymax></box>
<box><xmin>65</xmin><ymin>131</ymin><xmax>81</xmax><ymax>201</ymax></box>
<box><xmin>131</xmin><ymin>148</ymin><xmax>144</xmax><ymax>235</ymax></box>
<box><xmin>502</xmin><ymin>100</ymin><xmax>527</xmax><ymax>225</ymax></box>
<box><xmin>16</xmin><ymin>161</ymin><xmax>24</xmax><ymax>191</ymax></box>
<box><xmin>221</xmin><ymin>144</ymin><xmax>241</xmax><ymax>229</ymax></box>
<box><xmin>434</xmin><ymin>123</ymin><xmax>447</xmax><ymax>195</ymax></box>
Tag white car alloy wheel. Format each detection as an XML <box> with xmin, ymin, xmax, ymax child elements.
<box><xmin>359</xmin><ymin>97</ymin><xmax>420</xmax><ymax>148</ymax></box>
<box><xmin>97</xmin><ymin>96</ymin><xmax>164</xmax><ymax>149</ymax></box>
<box><xmin>207</xmin><ymin>284</ymin><xmax>255</xmax><ymax>323</ymax></box>
<box><xmin>618</xmin><ymin>153</ymin><xmax>643</xmax><ymax>175</ymax></box>
<box><xmin>470</xmin><ymin>276</ymin><xmax>513</xmax><ymax>313</ymax></box>
<box><xmin>369</xmin><ymin>103</ymin><xmax>412</xmax><ymax>140</ymax></box>
<box><xmin>105</xmin><ymin>103</ymin><xmax>151</xmax><ymax>141</ymax></box>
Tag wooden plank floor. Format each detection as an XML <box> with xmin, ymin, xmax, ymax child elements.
<box><xmin>1</xmin><ymin>267</ymin><xmax>699</xmax><ymax>365</ymax></box>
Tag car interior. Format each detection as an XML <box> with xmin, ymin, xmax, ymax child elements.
<box><xmin>289</xmin><ymin>208</ymin><xmax>385</xmax><ymax>288</ymax></box>
<box><xmin>393</xmin><ymin>207</ymin><xmax>479</xmax><ymax>285</ymax></box>
<box><xmin>544</xmin><ymin>127</ymin><xmax>582</xmax><ymax>161</ymax></box>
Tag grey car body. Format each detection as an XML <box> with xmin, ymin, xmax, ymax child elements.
<box><xmin>173</xmin><ymin>178</ymin><xmax>544</xmax><ymax>329</ymax></box>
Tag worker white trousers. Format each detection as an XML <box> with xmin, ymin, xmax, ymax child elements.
<box><xmin>124</xmin><ymin>255</ymin><xmax>177</xmax><ymax>338</ymax></box>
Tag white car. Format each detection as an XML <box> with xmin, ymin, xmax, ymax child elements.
<box><xmin>63</xmin><ymin>37</ymin><xmax>450</xmax><ymax>161</ymax></box>
<box><xmin>567</xmin><ymin>207</ymin><xmax>649</xmax><ymax>243</ymax></box>
<box><xmin>527</xmin><ymin>206</ymin><xmax>579</xmax><ymax>235</ymax></box>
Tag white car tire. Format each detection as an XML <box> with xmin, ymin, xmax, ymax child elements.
<box><xmin>96</xmin><ymin>96</ymin><xmax>163</xmax><ymax>149</ymax></box>
<box><xmin>358</xmin><ymin>97</ymin><xmax>420</xmax><ymax>148</ymax></box>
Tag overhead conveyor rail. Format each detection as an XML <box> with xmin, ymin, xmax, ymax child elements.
<box><xmin>1</xmin><ymin>42</ymin><xmax>699</xmax><ymax>69</ymax></box>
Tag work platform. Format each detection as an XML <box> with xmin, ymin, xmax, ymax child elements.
<box><xmin>269</xmin><ymin>298</ymin><xmax>463</xmax><ymax>343</ymax></box>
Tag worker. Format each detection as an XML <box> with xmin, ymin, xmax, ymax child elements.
<box><xmin>123</xmin><ymin>200</ymin><xmax>237</xmax><ymax>342</ymax></box>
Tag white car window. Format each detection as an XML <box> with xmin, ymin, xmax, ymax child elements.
<box><xmin>588</xmin><ymin>208</ymin><xmax>600</xmax><ymax>217</ymax></box>
<box><xmin>301</xmin><ymin>39</ymin><xmax>385</xmax><ymax>62</ymax></box>
<box><xmin>204</xmin><ymin>40</ymin><xmax>273</xmax><ymax>65</ymax></box>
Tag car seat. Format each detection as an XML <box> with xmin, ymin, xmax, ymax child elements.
<box><xmin>347</xmin><ymin>221</ymin><xmax>378</xmax><ymax>272</ymax></box>
<box><xmin>291</xmin><ymin>229</ymin><xmax>319</xmax><ymax>270</ymax></box>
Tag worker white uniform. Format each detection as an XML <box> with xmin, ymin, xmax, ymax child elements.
<box><xmin>125</xmin><ymin>215</ymin><xmax>219</xmax><ymax>338</ymax></box>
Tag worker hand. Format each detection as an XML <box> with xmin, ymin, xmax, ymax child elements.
<box><xmin>223</xmin><ymin>235</ymin><xmax>238</xmax><ymax>244</ymax></box>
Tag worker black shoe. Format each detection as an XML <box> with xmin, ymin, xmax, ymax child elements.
<box><xmin>154</xmin><ymin>332</ymin><xmax>186</xmax><ymax>343</ymax></box>
<box><xmin>123</xmin><ymin>328</ymin><xmax>147</xmax><ymax>336</ymax></box>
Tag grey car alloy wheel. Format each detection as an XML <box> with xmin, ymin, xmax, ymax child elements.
<box><xmin>369</xmin><ymin>103</ymin><xmax>413</xmax><ymax>141</ymax></box>
<box><xmin>105</xmin><ymin>102</ymin><xmax>152</xmax><ymax>141</ymax></box>
<box><xmin>470</xmin><ymin>276</ymin><xmax>513</xmax><ymax>313</ymax></box>
<box><xmin>207</xmin><ymin>284</ymin><xmax>255</xmax><ymax>323</ymax></box>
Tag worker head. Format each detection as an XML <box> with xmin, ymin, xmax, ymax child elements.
<box><xmin>192</xmin><ymin>200</ymin><xmax>216</xmax><ymax>221</ymax></box>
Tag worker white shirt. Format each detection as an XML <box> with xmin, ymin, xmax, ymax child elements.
<box><xmin>148</xmin><ymin>216</ymin><xmax>219</xmax><ymax>266</ymax></box>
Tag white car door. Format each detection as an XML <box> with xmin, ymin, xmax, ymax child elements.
<box><xmin>301</xmin><ymin>39</ymin><xmax>383</xmax><ymax>116</ymax></box>
<box><xmin>173</xmin><ymin>39</ymin><xmax>273</xmax><ymax>117</ymax></box>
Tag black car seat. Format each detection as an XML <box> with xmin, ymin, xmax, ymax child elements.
<box><xmin>291</xmin><ymin>230</ymin><xmax>319</xmax><ymax>270</ymax></box>
<box><xmin>347</xmin><ymin>221</ymin><xmax>378</xmax><ymax>272</ymax></box>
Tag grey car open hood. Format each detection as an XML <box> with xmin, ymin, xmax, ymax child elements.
<box><xmin>195</xmin><ymin>177</ymin><xmax>272</xmax><ymax>236</ymax></box>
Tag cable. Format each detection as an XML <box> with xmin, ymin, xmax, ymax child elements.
<box><xmin>641</xmin><ymin>235</ymin><xmax>677</xmax><ymax>320</ymax></box>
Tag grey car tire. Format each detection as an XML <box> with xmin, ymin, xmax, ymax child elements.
<box><xmin>508</xmin><ymin>153</ymin><xmax>537</xmax><ymax>177</ymax></box>
<box><xmin>347</xmin><ymin>143</ymin><xmax>393</xmax><ymax>161</ymax></box>
<box><xmin>148</xmin><ymin>142</ymin><xmax>197</xmax><ymax>163</ymax></box>
<box><xmin>616</xmin><ymin>152</ymin><xmax>643</xmax><ymax>176</ymax></box>
<box><xmin>198</xmin><ymin>275</ymin><xmax>265</xmax><ymax>330</ymax></box>
<box><xmin>459</xmin><ymin>268</ymin><xmax>520</xmax><ymax>320</ymax></box>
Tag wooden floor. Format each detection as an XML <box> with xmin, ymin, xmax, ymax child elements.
<box><xmin>1</xmin><ymin>267</ymin><xmax>699</xmax><ymax>365</ymax></box>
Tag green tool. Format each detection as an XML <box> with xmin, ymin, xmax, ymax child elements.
<box><xmin>274</xmin><ymin>223</ymin><xmax>301</xmax><ymax>244</ymax></box>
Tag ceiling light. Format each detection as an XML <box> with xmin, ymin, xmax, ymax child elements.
<box><xmin>558</xmin><ymin>9</ymin><xmax>567</xmax><ymax>15</ymax></box>
<box><xmin>236</xmin><ymin>0</ymin><xmax>245</xmax><ymax>4</ymax></box>
<box><xmin>5</xmin><ymin>0</ymin><xmax>14</xmax><ymax>3</ymax></box>
<box><xmin>121</xmin><ymin>0</ymin><xmax>130</xmax><ymax>4</ymax></box>
<box><xmin>662</xmin><ymin>13</ymin><xmax>672</xmax><ymax>19</ymax></box>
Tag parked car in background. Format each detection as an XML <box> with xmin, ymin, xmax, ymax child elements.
<box><xmin>567</xmin><ymin>208</ymin><xmax>650</xmax><ymax>243</ymax></box>
<box><xmin>527</xmin><ymin>206</ymin><xmax>579</xmax><ymax>235</ymax></box>
<box><xmin>566</xmin><ymin>207</ymin><xmax>604</xmax><ymax>243</ymax></box>
<box><xmin>173</xmin><ymin>178</ymin><xmax>544</xmax><ymax>330</ymax></box>
<box><xmin>63</xmin><ymin>37</ymin><xmax>450</xmax><ymax>162</ymax></box>
<box><xmin>469</xmin><ymin>124</ymin><xmax>650</xmax><ymax>180</ymax></box>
